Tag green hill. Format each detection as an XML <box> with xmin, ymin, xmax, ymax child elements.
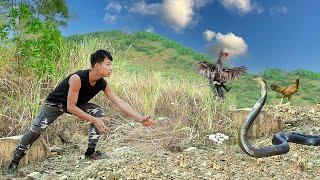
<box><xmin>67</xmin><ymin>30</ymin><xmax>320</xmax><ymax>108</ymax></box>
<box><xmin>67</xmin><ymin>31</ymin><xmax>211</xmax><ymax>76</ymax></box>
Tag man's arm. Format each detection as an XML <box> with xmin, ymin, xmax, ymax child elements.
<box><xmin>103</xmin><ymin>86</ymin><xmax>146</xmax><ymax>123</ymax></box>
<box><xmin>67</xmin><ymin>74</ymin><xmax>108</xmax><ymax>134</ymax></box>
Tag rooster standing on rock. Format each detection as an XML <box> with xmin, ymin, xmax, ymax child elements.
<box><xmin>195</xmin><ymin>49</ymin><xmax>247</xmax><ymax>99</ymax></box>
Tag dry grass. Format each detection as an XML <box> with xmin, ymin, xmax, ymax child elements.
<box><xmin>0</xmin><ymin>38</ymin><xmax>238</xmax><ymax>148</ymax></box>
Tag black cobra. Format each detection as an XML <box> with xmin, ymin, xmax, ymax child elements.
<box><xmin>238</xmin><ymin>76</ymin><xmax>320</xmax><ymax>158</ymax></box>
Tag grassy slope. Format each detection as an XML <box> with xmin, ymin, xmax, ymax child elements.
<box><xmin>67</xmin><ymin>30</ymin><xmax>320</xmax><ymax>108</ymax></box>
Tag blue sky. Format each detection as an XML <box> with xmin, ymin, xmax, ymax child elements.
<box><xmin>60</xmin><ymin>0</ymin><xmax>320</xmax><ymax>73</ymax></box>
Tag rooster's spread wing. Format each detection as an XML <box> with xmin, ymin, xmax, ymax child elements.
<box><xmin>195</xmin><ymin>61</ymin><xmax>215</xmax><ymax>79</ymax></box>
<box><xmin>220</xmin><ymin>66</ymin><xmax>247</xmax><ymax>82</ymax></box>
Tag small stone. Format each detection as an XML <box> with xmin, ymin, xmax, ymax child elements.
<box><xmin>184</xmin><ymin>147</ymin><xmax>197</xmax><ymax>152</ymax></box>
<box><xmin>307</xmin><ymin>162</ymin><xmax>314</xmax><ymax>168</ymax></box>
<box><xmin>201</xmin><ymin>162</ymin><xmax>207</xmax><ymax>167</ymax></box>
<box><xmin>58</xmin><ymin>175</ymin><xmax>68</xmax><ymax>180</ymax></box>
<box><xmin>158</xmin><ymin>117</ymin><xmax>165</xmax><ymax>120</ymax></box>
<box><xmin>50</xmin><ymin>146</ymin><xmax>65</xmax><ymax>154</ymax></box>
<box><xmin>27</xmin><ymin>172</ymin><xmax>41</xmax><ymax>180</ymax></box>
<box><xmin>97</xmin><ymin>171</ymin><xmax>105</xmax><ymax>177</ymax></box>
<box><xmin>55</xmin><ymin>170</ymin><xmax>63</xmax><ymax>174</ymax></box>
<box><xmin>50</xmin><ymin>152</ymin><xmax>59</xmax><ymax>157</ymax></box>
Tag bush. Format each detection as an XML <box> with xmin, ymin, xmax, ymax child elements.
<box><xmin>1</xmin><ymin>4</ymin><xmax>65</xmax><ymax>78</ymax></box>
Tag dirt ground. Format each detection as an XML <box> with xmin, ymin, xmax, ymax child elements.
<box><xmin>1</xmin><ymin>104</ymin><xmax>320</xmax><ymax>179</ymax></box>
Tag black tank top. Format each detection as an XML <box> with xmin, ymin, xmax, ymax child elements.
<box><xmin>46</xmin><ymin>69</ymin><xmax>107</xmax><ymax>106</ymax></box>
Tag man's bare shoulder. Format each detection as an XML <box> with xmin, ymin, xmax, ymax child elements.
<box><xmin>68</xmin><ymin>74</ymin><xmax>81</xmax><ymax>84</ymax></box>
<box><xmin>68</xmin><ymin>74</ymin><xmax>81</xmax><ymax>85</ymax></box>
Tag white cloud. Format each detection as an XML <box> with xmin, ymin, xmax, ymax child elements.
<box><xmin>218</xmin><ymin>0</ymin><xmax>262</xmax><ymax>15</ymax></box>
<box><xmin>215</xmin><ymin>32</ymin><xmax>247</xmax><ymax>57</ymax></box>
<box><xmin>106</xmin><ymin>2</ymin><xmax>122</xmax><ymax>12</ymax></box>
<box><xmin>146</xmin><ymin>26</ymin><xmax>154</xmax><ymax>32</ymax></box>
<box><xmin>127</xmin><ymin>0</ymin><xmax>212</xmax><ymax>31</ymax></box>
<box><xmin>104</xmin><ymin>2</ymin><xmax>122</xmax><ymax>23</ymax></box>
<box><xmin>203</xmin><ymin>29</ymin><xmax>216</xmax><ymax>41</ymax></box>
<box><xmin>129</xmin><ymin>1</ymin><xmax>161</xmax><ymax>15</ymax></box>
<box><xmin>104</xmin><ymin>13</ymin><xmax>117</xmax><ymax>22</ymax></box>
<box><xmin>161</xmin><ymin>0</ymin><xmax>195</xmax><ymax>31</ymax></box>
<box><xmin>270</xmin><ymin>6</ymin><xmax>288</xmax><ymax>16</ymax></box>
<box><xmin>205</xmin><ymin>30</ymin><xmax>248</xmax><ymax>58</ymax></box>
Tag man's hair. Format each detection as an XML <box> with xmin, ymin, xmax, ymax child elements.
<box><xmin>90</xmin><ymin>49</ymin><xmax>113</xmax><ymax>67</ymax></box>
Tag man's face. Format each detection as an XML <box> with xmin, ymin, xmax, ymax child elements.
<box><xmin>97</xmin><ymin>57</ymin><xmax>113</xmax><ymax>77</ymax></box>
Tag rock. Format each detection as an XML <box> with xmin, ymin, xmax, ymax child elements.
<box><xmin>308</xmin><ymin>109</ymin><xmax>316</xmax><ymax>114</ymax></box>
<box><xmin>167</xmin><ymin>145</ymin><xmax>183</xmax><ymax>153</ymax></box>
<box><xmin>97</xmin><ymin>171</ymin><xmax>105</xmax><ymax>177</ymax></box>
<box><xmin>184</xmin><ymin>147</ymin><xmax>197</xmax><ymax>152</ymax></box>
<box><xmin>27</xmin><ymin>172</ymin><xmax>41</xmax><ymax>180</ymax></box>
<box><xmin>158</xmin><ymin>117</ymin><xmax>166</xmax><ymax>120</ymax></box>
<box><xmin>206</xmin><ymin>171</ymin><xmax>212</xmax><ymax>176</ymax></box>
<box><xmin>50</xmin><ymin>152</ymin><xmax>59</xmax><ymax>157</ymax></box>
<box><xmin>58</xmin><ymin>175</ymin><xmax>68</xmax><ymax>180</ymax></box>
<box><xmin>0</xmin><ymin>135</ymin><xmax>51</xmax><ymax>168</ymax></box>
<box><xmin>50</xmin><ymin>146</ymin><xmax>65</xmax><ymax>154</ymax></box>
<box><xmin>230</xmin><ymin>108</ymin><xmax>284</xmax><ymax>139</ymax></box>
<box><xmin>113</xmin><ymin>146</ymin><xmax>128</xmax><ymax>153</ymax></box>
<box><xmin>55</xmin><ymin>170</ymin><xmax>63</xmax><ymax>174</ymax></box>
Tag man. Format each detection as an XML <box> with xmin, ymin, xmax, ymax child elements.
<box><xmin>5</xmin><ymin>49</ymin><xmax>155</xmax><ymax>175</ymax></box>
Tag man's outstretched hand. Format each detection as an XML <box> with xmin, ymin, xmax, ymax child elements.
<box><xmin>141</xmin><ymin>116</ymin><xmax>155</xmax><ymax>128</ymax></box>
<box><xmin>93</xmin><ymin>117</ymin><xmax>109</xmax><ymax>134</ymax></box>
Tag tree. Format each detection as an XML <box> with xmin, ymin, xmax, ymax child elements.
<box><xmin>1</xmin><ymin>0</ymin><xmax>69</xmax><ymax>26</ymax></box>
<box><xmin>0</xmin><ymin>0</ymin><xmax>70</xmax><ymax>77</ymax></box>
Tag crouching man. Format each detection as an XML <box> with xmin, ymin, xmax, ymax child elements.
<box><xmin>5</xmin><ymin>49</ymin><xmax>155</xmax><ymax>175</ymax></box>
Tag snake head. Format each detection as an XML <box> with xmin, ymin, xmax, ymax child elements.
<box><xmin>252</xmin><ymin>76</ymin><xmax>262</xmax><ymax>81</ymax></box>
<box><xmin>251</xmin><ymin>76</ymin><xmax>267</xmax><ymax>96</ymax></box>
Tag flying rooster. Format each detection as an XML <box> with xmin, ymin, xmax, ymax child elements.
<box><xmin>195</xmin><ymin>49</ymin><xmax>247</xmax><ymax>99</ymax></box>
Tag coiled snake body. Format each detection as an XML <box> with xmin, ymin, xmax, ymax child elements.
<box><xmin>238</xmin><ymin>76</ymin><xmax>320</xmax><ymax>158</ymax></box>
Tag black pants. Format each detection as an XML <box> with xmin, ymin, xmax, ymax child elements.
<box><xmin>12</xmin><ymin>101</ymin><xmax>105</xmax><ymax>163</ymax></box>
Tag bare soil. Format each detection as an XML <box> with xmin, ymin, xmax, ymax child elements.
<box><xmin>1</xmin><ymin>104</ymin><xmax>320</xmax><ymax>180</ymax></box>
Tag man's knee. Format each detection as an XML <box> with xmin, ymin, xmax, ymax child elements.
<box><xmin>30</xmin><ymin>117</ymin><xmax>49</xmax><ymax>134</ymax></box>
<box><xmin>87</xmin><ymin>107</ymin><xmax>105</xmax><ymax>117</ymax></box>
<box><xmin>29</xmin><ymin>124</ymin><xmax>45</xmax><ymax>134</ymax></box>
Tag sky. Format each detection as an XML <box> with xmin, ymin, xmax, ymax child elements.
<box><xmin>60</xmin><ymin>0</ymin><xmax>320</xmax><ymax>73</ymax></box>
